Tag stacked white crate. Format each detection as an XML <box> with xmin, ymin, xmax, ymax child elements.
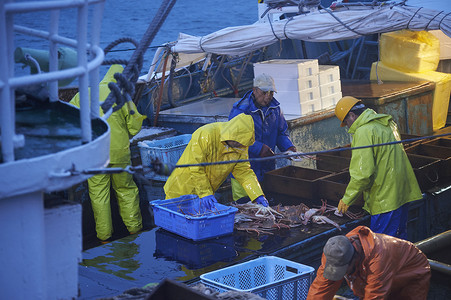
<box><xmin>318</xmin><ymin>65</ymin><xmax>342</xmax><ymax>109</ymax></box>
<box><xmin>253</xmin><ymin>59</ymin><xmax>321</xmax><ymax>116</ymax></box>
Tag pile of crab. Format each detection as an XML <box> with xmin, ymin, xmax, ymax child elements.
<box><xmin>232</xmin><ymin>200</ymin><xmax>365</xmax><ymax>236</ymax></box>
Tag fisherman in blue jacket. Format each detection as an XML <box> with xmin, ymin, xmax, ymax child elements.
<box><xmin>229</xmin><ymin>73</ymin><xmax>296</xmax><ymax>202</ymax></box>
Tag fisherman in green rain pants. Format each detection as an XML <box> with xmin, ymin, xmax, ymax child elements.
<box><xmin>70</xmin><ymin>64</ymin><xmax>146</xmax><ymax>243</ymax></box>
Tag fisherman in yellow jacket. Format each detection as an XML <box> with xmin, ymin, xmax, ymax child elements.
<box><xmin>164</xmin><ymin>113</ymin><xmax>269</xmax><ymax>208</ymax></box>
<box><xmin>334</xmin><ymin>96</ymin><xmax>422</xmax><ymax>239</ymax></box>
<box><xmin>70</xmin><ymin>64</ymin><xmax>146</xmax><ymax>242</ymax></box>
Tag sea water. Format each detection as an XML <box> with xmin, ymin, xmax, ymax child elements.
<box><xmin>13</xmin><ymin>0</ymin><xmax>257</xmax><ymax>81</ymax></box>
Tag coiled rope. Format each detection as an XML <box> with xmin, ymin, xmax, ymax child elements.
<box><xmin>100</xmin><ymin>0</ymin><xmax>177</xmax><ymax>116</ymax></box>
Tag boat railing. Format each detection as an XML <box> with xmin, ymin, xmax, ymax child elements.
<box><xmin>0</xmin><ymin>0</ymin><xmax>105</xmax><ymax>163</ymax></box>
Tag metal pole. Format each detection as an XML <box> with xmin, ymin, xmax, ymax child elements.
<box><xmin>89</xmin><ymin>0</ymin><xmax>105</xmax><ymax>119</ymax></box>
<box><xmin>77</xmin><ymin>0</ymin><xmax>91</xmax><ymax>143</ymax></box>
<box><xmin>0</xmin><ymin>0</ymin><xmax>15</xmax><ymax>162</ymax></box>
<box><xmin>49</xmin><ymin>9</ymin><xmax>60</xmax><ymax>102</ymax></box>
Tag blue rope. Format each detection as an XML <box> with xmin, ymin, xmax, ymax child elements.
<box><xmin>173</xmin><ymin>132</ymin><xmax>451</xmax><ymax>168</ymax></box>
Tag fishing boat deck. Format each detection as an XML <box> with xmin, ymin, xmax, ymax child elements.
<box><xmin>78</xmin><ymin>206</ymin><xmax>369</xmax><ymax>299</ymax></box>
<box><xmin>158</xmin><ymin>97</ymin><xmax>303</xmax><ymax>134</ymax></box>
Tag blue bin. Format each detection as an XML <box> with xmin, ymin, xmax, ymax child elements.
<box><xmin>200</xmin><ymin>256</ymin><xmax>314</xmax><ymax>300</ymax></box>
<box><xmin>154</xmin><ymin>229</ymin><xmax>237</xmax><ymax>269</ymax></box>
<box><xmin>150</xmin><ymin>195</ymin><xmax>238</xmax><ymax>241</ymax></box>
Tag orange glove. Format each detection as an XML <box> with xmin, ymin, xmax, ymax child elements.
<box><xmin>338</xmin><ymin>199</ymin><xmax>350</xmax><ymax>214</ymax></box>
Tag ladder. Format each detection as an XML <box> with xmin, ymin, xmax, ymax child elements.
<box><xmin>347</xmin><ymin>35</ymin><xmax>379</xmax><ymax>80</ymax></box>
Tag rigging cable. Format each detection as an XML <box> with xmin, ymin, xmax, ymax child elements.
<box><xmin>100</xmin><ymin>0</ymin><xmax>177</xmax><ymax>117</ymax></box>
<box><xmin>173</xmin><ymin>132</ymin><xmax>451</xmax><ymax>168</ymax></box>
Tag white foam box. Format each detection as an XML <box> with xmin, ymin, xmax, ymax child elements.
<box><xmin>273</xmin><ymin>76</ymin><xmax>319</xmax><ymax>92</ymax></box>
<box><xmin>299</xmin><ymin>86</ymin><xmax>321</xmax><ymax>102</ymax></box>
<box><xmin>254</xmin><ymin>59</ymin><xmax>319</xmax><ymax>79</ymax></box>
<box><xmin>274</xmin><ymin>90</ymin><xmax>302</xmax><ymax>115</ymax></box>
<box><xmin>321</xmin><ymin>92</ymin><xmax>342</xmax><ymax>109</ymax></box>
<box><xmin>319</xmin><ymin>80</ymin><xmax>342</xmax><ymax>98</ymax></box>
<box><xmin>430</xmin><ymin>30</ymin><xmax>451</xmax><ymax>60</ymax></box>
<box><xmin>301</xmin><ymin>99</ymin><xmax>322</xmax><ymax>115</ymax></box>
<box><xmin>318</xmin><ymin>65</ymin><xmax>340</xmax><ymax>84</ymax></box>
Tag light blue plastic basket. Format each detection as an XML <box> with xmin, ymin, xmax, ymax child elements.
<box><xmin>150</xmin><ymin>195</ymin><xmax>238</xmax><ymax>241</ymax></box>
<box><xmin>138</xmin><ymin>134</ymin><xmax>191</xmax><ymax>180</ymax></box>
<box><xmin>200</xmin><ymin>256</ymin><xmax>314</xmax><ymax>300</ymax></box>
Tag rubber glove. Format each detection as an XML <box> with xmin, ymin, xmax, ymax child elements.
<box><xmin>338</xmin><ymin>199</ymin><xmax>349</xmax><ymax>214</ymax></box>
<box><xmin>285</xmin><ymin>146</ymin><xmax>303</xmax><ymax>162</ymax></box>
<box><xmin>200</xmin><ymin>195</ymin><xmax>218</xmax><ymax>210</ymax></box>
<box><xmin>259</xmin><ymin>144</ymin><xmax>275</xmax><ymax>157</ymax></box>
<box><xmin>255</xmin><ymin>195</ymin><xmax>269</xmax><ymax>207</ymax></box>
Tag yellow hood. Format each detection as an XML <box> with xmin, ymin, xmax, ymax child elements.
<box><xmin>221</xmin><ymin>113</ymin><xmax>255</xmax><ymax>147</ymax></box>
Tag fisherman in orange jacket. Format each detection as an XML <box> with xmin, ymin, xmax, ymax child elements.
<box><xmin>307</xmin><ymin>226</ymin><xmax>431</xmax><ymax>300</ymax></box>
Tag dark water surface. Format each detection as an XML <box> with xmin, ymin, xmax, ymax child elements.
<box><xmin>14</xmin><ymin>0</ymin><xmax>257</xmax><ymax>79</ymax></box>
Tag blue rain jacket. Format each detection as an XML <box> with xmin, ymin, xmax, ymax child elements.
<box><xmin>229</xmin><ymin>90</ymin><xmax>294</xmax><ymax>181</ymax></box>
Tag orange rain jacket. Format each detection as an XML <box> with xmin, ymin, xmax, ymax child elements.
<box><xmin>307</xmin><ymin>226</ymin><xmax>431</xmax><ymax>300</ymax></box>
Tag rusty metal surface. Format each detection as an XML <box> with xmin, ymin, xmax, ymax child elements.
<box><xmin>342</xmin><ymin>80</ymin><xmax>435</xmax><ymax>135</ymax></box>
<box><xmin>405</xmin><ymin>142</ymin><xmax>451</xmax><ymax>190</ymax></box>
<box><xmin>316</xmin><ymin>154</ymin><xmax>350</xmax><ymax>172</ymax></box>
<box><xmin>263</xmin><ymin>166</ymin><xmax>332</xmax><ymax>199</ymax></box>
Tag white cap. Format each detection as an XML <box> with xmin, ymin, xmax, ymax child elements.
<box><xmin>254</xmin><ymin>73</ymin><xmax>277</xmax><ymax>92</ymax></box>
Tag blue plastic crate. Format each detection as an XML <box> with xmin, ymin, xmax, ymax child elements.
<box><xmin>200</xmin><ymin>256</ymin><xmax>314</xmax><ymax>300</ymax></box>
<box><xmin>154</xmin><ymin>229</ymin><xmax>236</xmax><ymax>269</ymax></box>
<box><xmin>150</xmin><ymin>195</ymin><xmax>238</xmax><ymax>241</ymax></box>
<box><xmin>138</xmin><ymin>134</ymin><xmax>191</xmax><ymax>180</ymax></box>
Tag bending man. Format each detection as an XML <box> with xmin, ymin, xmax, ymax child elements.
<box><xmin>164</xmin><ymin>113</ymin><xmax>269</xmax><ymax>207</ymax></box>
<box><xmin>307</xmin><ymin>226</ymin><xmax>431</xmax><ymax>299</ymax></box>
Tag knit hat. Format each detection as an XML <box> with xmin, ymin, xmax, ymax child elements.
<box><xmin>253</xmin><ymin>73</ymin><xmax>277</xmax><ymax>92</ymax></box>
<box><xmin>323</xmin><ymin>235</ymin><xmax>355</xmax><ymax>281</ymax></box>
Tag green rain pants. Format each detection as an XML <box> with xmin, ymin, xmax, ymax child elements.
<box><xmin>88</xmin><ymin>163</ymin><xmax>142</xmax><ymax>240</ymax></box>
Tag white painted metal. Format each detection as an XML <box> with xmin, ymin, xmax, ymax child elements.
<box><xmin>0</xmin><ymin>1</ymin><xmax>107</xmax><ymax>299</ymax></box>
<box><xmin>0</xmin><ymin>192</ymin><xmax>47</xmax><ymax>299</ymax></box>
<box><xmin>45</xmin><ymin>203</ymin><xmax>82</xmax><ymax>300</ymax></box>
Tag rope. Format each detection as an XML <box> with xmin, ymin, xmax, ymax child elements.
<box><xmin>267</xmin><ymin>14</ymin><xmax>281</xmax><ymax>42</ymax></box>
<box><xmin>439</xmin><ymin>12</ymin><xmax>451</xmax><ymax>30</ymax></box>
<box><xmin>406</xmin><ymin>6</ymin><xmax>422</xmax><ymax>29</ymax></box>
<box><xmin>319</xmin><ymin>4</ymin><xmax>365</xmax><ymax>37</ymax></box>
<box><xmin>102</xmin><ymin>37</ymin><xmax>139</xmax><ymax>66</ymax></box>
<box><xmin>76</xmin><ymin>132</ymin><xmax>451</xmax><ymax>176</ymax></box>
<box><xmin>100</xmin><ymin>0</ymin><xmax>177</xmax><ymax>115</ymax></box>
<box><xmin>424</xmin><ymin>10</ymin><xmax>444</xmax><ymax>31</ymax></box>
<box><xmin>173</xmin><ymin>132</ymin><xmax>451</xmax><ymax>168</ymax></box>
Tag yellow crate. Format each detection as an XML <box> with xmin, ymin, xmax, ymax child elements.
<box><xmin>370</xmin><ymin>61</ymin><xmax>451</xmax><ymax>131</ymax></box>
<box><xmin>380</xmin><ymin>30</ymin><xmax>440</xmax><ymax>73</ymax></box>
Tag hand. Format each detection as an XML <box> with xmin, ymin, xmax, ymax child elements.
<box><xmin>255</xmin><ymin>195</ymin><xmax>269</xmax><ymax>207</ymax></box>
<box><xmin>200</xmin><ymin>195</ymin><xmax>218</xmax><ymax>210</ymax></box>
<box><xmin>285</xmin><ymin>146</ymin><xmax>303</xmax><ymax>162</ymax></box>
<box><xmin>338</xmin><ymin>199</ymin><xmax>350</xmax><ymax>214</ymax></box>
<box><xmin>260</xmin><ymin>144</ymin><xmax>275</xmax><ymax>157</ymax></box>
<box><xmin>287</xmin><ymin>146</ymin><xmax>296</xmax><ymax>152</ymax></box>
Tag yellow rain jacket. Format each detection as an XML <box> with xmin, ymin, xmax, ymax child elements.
<box><xmin>164</xmin><ymin>113</ymin><xmax>264</xmax><ymax>201</ymax></box>
<box><xmin>70</xmin><ymin>64</ymin><xmax>146</xmax><ymax>240</ymax></box>
<box><xmin>342</xmin><ymin>109</ymin><xmax>422</xmax><ymax>215</ymax></box>
<box><xmin>70</xmin><ymin>64</ymin><xmax>146</xmax><ymax>163</ymax></box>
<box><xmin>307</xmin><ymin>226</ymin><xmax>431</xmax><ymax>299</ymax></box>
